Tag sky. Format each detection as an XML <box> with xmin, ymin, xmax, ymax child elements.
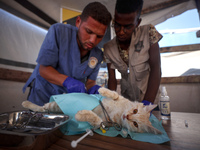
<box><xmin>155</xmin><ymin>9</ymin><xmax>200</xmax><ymax>77</ymax></box>
<box><xmin>155</xmin><ymin>9</ymin><xmax>200</xmax><ymax>47</ymax></box>
<box><xmin>156</xmin><ymin>9</ymin><xmax>199</xmax><ymax>30</ymax></box>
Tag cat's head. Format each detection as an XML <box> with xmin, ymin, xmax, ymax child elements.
<box><xmin>121</xmin><ymin>102</ymin><xmax>162</xmax><ymax>134</ymax></box>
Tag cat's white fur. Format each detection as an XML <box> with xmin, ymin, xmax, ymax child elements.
<box><xmin>22</xmin><ymin>87</ymin><xmax>162</xmax><ymax>134</ymax></box>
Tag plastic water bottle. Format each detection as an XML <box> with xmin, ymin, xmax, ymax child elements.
<box><xmin>160</xmin><ymin>86</ymin><xmax>171</xmax><ymax>120</ymax></box>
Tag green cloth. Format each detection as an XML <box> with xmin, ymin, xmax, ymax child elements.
<box><xmin>50</xmin><ymin>93</ymin><xmax>170</xmax><ymax>144</ymax></box>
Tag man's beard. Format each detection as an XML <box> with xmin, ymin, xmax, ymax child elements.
<box><xmin>77</xmin><ymin>34</ymin><xmax>93</xmax><ymax>51</ymax></box>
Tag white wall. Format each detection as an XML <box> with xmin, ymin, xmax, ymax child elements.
<box><xmin>0</xmin><ymin>9</ymin><xmax>47</xmax><ymax>72</ymax></box>
<box><xmin>116</xmin><ymin>83</ymin><xmax>200</xmax><ymax>113</ymax></box>
<box><xmin>162</xmin><ymin>83</ymin><xmax>200</xmax><ymax>113</ymax></box>
<box><xmin>0</xmin><ymin>9</ymin><xmax>47</xmax><ymax>113</ymax></box>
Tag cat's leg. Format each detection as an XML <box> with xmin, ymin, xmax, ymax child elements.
<box><xmin>75</xmin><ymin>110</ymin><xmax>102</xmax><ymax>128</ymax></box>
<box><xmin>98</xmin><ymin>87</ymin><xmax>119</xmax><ymax>100</ymax></box>
<box><xmin>22</xmin><ymin>101</ymin><xmax>47</xmax><ymax>112</ymax></box>
<box><xmin>43</xmin><ymin>102</ymin><xmax>63</xmax><ymax>113</ymax></box>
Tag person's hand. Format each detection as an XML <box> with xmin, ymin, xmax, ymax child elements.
<box><xmin>63</xmin><ymin>77</ymin><xmax>86</xmax><ymax>93</ymax></box>
<box><xmin>142</xmin><ymin>100</ymin><xmax>153</xmax><ymax>106</ymax></box>
<box><xmin>87</xmin><ymin>85</ymin><xmax>101</xmax><ymax>94</ymax></box>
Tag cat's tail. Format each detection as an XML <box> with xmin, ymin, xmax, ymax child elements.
<box><xmin>22</xmin><ymin>101</ymin><xmax>47</xmax><ymax>112</ymax></box>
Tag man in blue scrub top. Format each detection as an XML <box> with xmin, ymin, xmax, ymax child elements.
<box><xmin>23</xmin><ymin>2</ymin><xmax>112</xmax><ymax>106</ymax></box>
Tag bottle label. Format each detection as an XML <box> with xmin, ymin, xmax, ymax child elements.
<box><xmin>160</xmin><ymin>101</ymin><xmax>170</xmax><ymax>116</ymax></box>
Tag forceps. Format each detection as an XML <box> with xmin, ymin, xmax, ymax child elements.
<box><xmin>99</xmin><ymin>100</ymin><xmax>122</xmax><ymax>131</ymax></box>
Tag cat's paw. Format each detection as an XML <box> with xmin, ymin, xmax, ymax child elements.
<box><xmin>22</xmin><ymin>100</ymin><xmax>46</xmax><ymax>112</ymax></box>
<box><xmin>22</xmin><ymin>101</ymin><xmax>31</xmax><ymax>109</ymax></box>
<box><xmin>98</xmin><ymin>87</ymin><xmax>119</xmax><ymax>100</ymax></box>
<box><xmin>98</xmin><ymin>87</ymin><xmax>109</xmax><ymax>95</ymax></box>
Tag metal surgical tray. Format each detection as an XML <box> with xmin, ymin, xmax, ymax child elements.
<box><xmin>0</xmin><ymin>111</ymin><xmax>70</xmax><ymax>136</ymax></box>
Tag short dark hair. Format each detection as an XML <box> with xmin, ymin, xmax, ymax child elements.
<box><xmin>80</xmin><ymin>2</ymin><xmax>112</xmax><ymax>26</ymax></box>
<box><xmin>115</xmin><ymin>0</ymin><xmax>143</xmax><ymax>17</ymax></box>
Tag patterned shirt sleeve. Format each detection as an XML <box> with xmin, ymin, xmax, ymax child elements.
<box><xmin>149</xmin><ymin>24</ymin><xmax>163</xmax><ymax>46</ymax></box>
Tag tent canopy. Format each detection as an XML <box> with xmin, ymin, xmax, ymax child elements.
<box><xmin>0</xmin><ymin>0</ymin><xmax>198</xmax><ymax>29</ymax></box>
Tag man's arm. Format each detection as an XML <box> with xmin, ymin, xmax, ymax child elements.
<box><xmin>39</xmin><ymin>65</ymin><xmax>67</xmax><ymax>86</ymax></box>
<box><xmin>85</xmin><ymin>79</ymin><xmax>96</xmax><ymax>91</ymax></box>
<box><xmin>143</xmin><ymin>42</ymin><xmax>161</xmax><ymax>103</ymax></box>
<box><xmin>39</xmin><ymin>65</ymin><xmax>86</xmax><ymax>93</ymax></box>
<box><xmin>107</xmin><ymin>63</ymin><xmax>117</xmax><ymax>91</ymax></box>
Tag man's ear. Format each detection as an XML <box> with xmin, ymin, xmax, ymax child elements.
<box><xmin>76</xmin><ymin>16</ymin><xmax>81</xmax><ymax>28</ymax></box>
<box><xmin>136</xmin><ymin>18</ymin><xmax>142</xmax><ymax>28</ymax></box>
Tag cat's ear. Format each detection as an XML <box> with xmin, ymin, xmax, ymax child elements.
<box><xmin>145</xmin><ymin>124</ymin><xmax>162</xmax><ymax>134</ymax></box>
<box><xmin>144</xmin><ymin>104</ymin><xmax>157</xmax><ymax>113</ymax></box>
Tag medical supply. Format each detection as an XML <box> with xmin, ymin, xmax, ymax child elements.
<box><xmin>100</xmin><ymin>127</ymin><xmax>107</xmax><ymax>133</ymax></box>
<box><xmin>99</xmin><ymin>100</ymin><xmax>122</xmax><ymax>131</ymax></box>
<box><xmin>71</xmin><ymin>129</ymin><xmax>94</xmax><ymax>148</ymax></box>
<box><xmin>160</xmin><ymin>86</ymin><xmax>171</xmax><ymax>120</ymax></box>
<box><xmin>185</xmin><ymin>120</ymin><xmax>188</xmax><ymax>128</ymax></box>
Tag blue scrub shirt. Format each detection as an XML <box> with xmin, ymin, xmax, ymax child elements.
<box><xmin>23</xmin><ymin>23</ymin><xmax>103</xmax><ymax>106</ymax></box>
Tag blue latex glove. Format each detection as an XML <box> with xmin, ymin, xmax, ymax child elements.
<box><xmin>142</xmin><ymin>100</ymin><xmax>153</xmax><ymax>106</ymax></box>
<box><xmin>63</xmin><ymin>77</ymin><xmax>86</xmax><ymax>93</ymax></box>
<box><xmin>87</xmin><ymin>85</ymin><xmax>101</xmax><ymax>94</ymax></box>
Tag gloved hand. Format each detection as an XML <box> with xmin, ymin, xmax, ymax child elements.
<box><xmin>63</xmin><ymin>77</ymin><xmax>86</xmax><ymax>93</ymax></box>
<box><xmin>142</xmin><ymin>100</ymin><xmax>153</xmax><ymax>106</ymax></box>
<box><xmin>87</xmin><ymin>85</ymin><xmax>101</xmax><ymax>94</ymax></box>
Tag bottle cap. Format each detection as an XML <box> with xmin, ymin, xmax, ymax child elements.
<box><xmin>161</xmin><ymin>86</ymin><xmax>167</xmax><ymax>96</ymax></box>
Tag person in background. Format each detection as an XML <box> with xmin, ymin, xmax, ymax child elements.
<box><xmin>104</xmin><ymin>0</ymin><xmax>162</xmax><ymax>105</ymax></box>
<box><xmin>23</xmin><ymin>2</ymin><xmax>112</xmax><ymax>106</ymax></box>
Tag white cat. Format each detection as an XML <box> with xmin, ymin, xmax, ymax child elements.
<box><xmin>22</xmin><ymin>87</ymin><xmax>162</xmax><ymax>134</ymax></box>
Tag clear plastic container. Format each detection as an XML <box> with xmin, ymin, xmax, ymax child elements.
<box><xmin>160</xmin><ymin>86</ymin><xmax>171</xmax><ymax>120</ymax></box>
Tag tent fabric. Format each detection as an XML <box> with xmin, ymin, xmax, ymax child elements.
<box><xmin>141</xmin><ymin>0</ymin><xmax>196</xmax><ymax>26</ymax></box>
<box><xmin>0</xmin><ymin>9</ymin><xmax>47</xmax><ymax>72</ymax></box>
